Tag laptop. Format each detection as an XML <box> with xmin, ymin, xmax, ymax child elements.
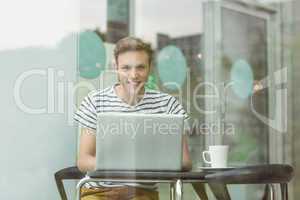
<box><xmin>95</xmin><ymin>113</ymin><xmax>184</xmax><ymax>171</ymax></box>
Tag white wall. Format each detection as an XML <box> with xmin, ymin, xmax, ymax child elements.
<box><xmin>0</xmin><ymin>34</ymin><xmax>78</xmax><ymax>199</ymax></box>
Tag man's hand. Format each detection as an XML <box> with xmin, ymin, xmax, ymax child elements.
<box><xmin>253</xmin><ymin>80</ymin><xmax>264</xmax><ymax>93</ymax></box>
<box><xmin>182</xmin><ymin>135</ymin><xmax>192</xmax><ymax>171</ymax></box>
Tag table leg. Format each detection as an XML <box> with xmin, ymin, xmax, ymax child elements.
<box><xmin>208</xmin><ymin>183</ymin><xmax>231</xmax><ymax>200</ymax></box>
<box><xmin>77</xmin><ymin>184</ymin><xmax>82</xmax><ymax>200</ymax></box>
<box><xmin>281</xmin><ymin>183</ymin><xmax>288</xmax><ymax>200</ymax></box>
<box><xmin>170</xmin><ymin>182</ymin><xmax>175</xmax><ymax>200</ymax></box>
<box><xmin>192</xmin><ymin>183</ymin><xmax>208</xmax><ymax>200</ymax></box>
<box><xmin>268</xmin><ymin>184</ymin><xmax>275</xmax><ymax>200</ymax></box>
<box><xmin>262</xmin><ymin>184</ymin><xmax>269</xmax><ymax>200</ymax></box>
<box><xmin>175</xmin><ymin>179</ymin><xmax>183</xmax><ymax>200</ymax></box>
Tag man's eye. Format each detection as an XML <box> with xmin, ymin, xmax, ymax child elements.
<box><xmin>122</xmin><ymin>66</ymin><xmax>130</xmax><ymax>70</ymax></box>
<box><xmin>137</xmin><ymin>66</ymin><xmax>146</xmax><ymax>69</ymax></box>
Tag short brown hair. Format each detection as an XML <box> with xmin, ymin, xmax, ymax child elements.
<box><xmin>114</xmin><ymin>37</ymin><xmax>153</xmax><ymax>65</ymax></box>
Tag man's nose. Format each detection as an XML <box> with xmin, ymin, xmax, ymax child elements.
<box><xmin>129</xmin><ymin>68</ymin><xmax>138</xmax><ymax>79</ymax></box>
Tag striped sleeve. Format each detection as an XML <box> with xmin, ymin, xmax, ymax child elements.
<box><xmin>167</xmin><ymin>96</ymin><xmax>191</xmax><ymax>132</ymax></box>
<box><xmin>168</xmin><ymin>97</ymin><xmax>188</xmax><ymax>118</ymax></box>
<box><xmin>74</xmin><ymin>94</ymin><xmax>97</xmax><ymax>130</ymax></box>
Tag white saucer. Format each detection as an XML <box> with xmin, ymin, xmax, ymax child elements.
<box><xmin>198</xmin><ymin>166</ymin><xmax>235</xmax><ymax>171</ymax></box>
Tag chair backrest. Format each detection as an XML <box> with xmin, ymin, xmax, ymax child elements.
<box><xmin>54</xmin><ymin>166</ymin><xmax>85</xmax><ymax>200</ymax></box>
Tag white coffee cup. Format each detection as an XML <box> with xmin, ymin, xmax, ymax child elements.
<box><xmin>202</xmin><ymin>145</ymin><xmax>229</xmax><ymax>168</ymax></box>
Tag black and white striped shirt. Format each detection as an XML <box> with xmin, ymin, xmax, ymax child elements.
<box><xmin>75</xmin><ymin>84</ymin><xmax>189</xmax><ymax>130</ymax></box>
<box><xmin>74</xmin><ymin>84</ymin><xmax>189</xmax><ymax>189</ymax></box>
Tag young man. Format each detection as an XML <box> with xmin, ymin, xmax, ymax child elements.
<box><xmin>74</xmin><ymin>37</ymin><xmax>192</xmax><ymax>200</ymax></box>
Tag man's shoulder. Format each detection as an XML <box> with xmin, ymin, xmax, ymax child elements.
<box><xmin>145</xmin><ymin>89</ymin><xmax>177</xmax><ymax>103</ymax></box>
<box><xmin>145</xmin><ymin>89</ymin><xmax>172</xmax><ymax>98</ymax></box>
<box><xmin>87</xmin><ymin>86</ymin><xmax>114</xmax><ymax>99</ymax></box>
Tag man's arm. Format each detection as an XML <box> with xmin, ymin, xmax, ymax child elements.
<box><xmin>77</xmin><ymin>128</ymin><xmax>96</xmax><ymax>172</ymax></box>
<box><xmin>182</xmin><ymin>134</ymin><xmax>193</xmax><ymax>171</ymax></box>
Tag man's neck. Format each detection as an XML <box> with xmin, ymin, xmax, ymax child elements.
<box><xmin>115</xmin><ymin>84</ymin><xmax>145</xmax><ymax>106</ymax></box>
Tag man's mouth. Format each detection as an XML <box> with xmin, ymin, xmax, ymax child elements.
<box><xmin>127</xmin><ymin>81</ymin><xmax>141</xmax><ymax>87</ymax></box>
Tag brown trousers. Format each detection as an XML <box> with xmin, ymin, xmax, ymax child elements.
<box><xmin>81</xmin><ymin>186</ymin><xmax>159</xmax><ymax>200</ymax></box>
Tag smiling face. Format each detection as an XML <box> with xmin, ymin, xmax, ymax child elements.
<box><xmin>116</xmin><ymin>50</ymin><xmax>151</xmax><ymax>100</ymax></box>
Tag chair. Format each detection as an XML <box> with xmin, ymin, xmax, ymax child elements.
<box><xmin>55</xmin><ymin>166</ymin><xmax>85</xmax><ymax>200</ymax></box>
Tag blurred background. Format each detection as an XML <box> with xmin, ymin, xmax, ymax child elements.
<box><xmin>0</xmin><ymin>0</ymin><xmax>299</xmax><ymax>199</ymax></box>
